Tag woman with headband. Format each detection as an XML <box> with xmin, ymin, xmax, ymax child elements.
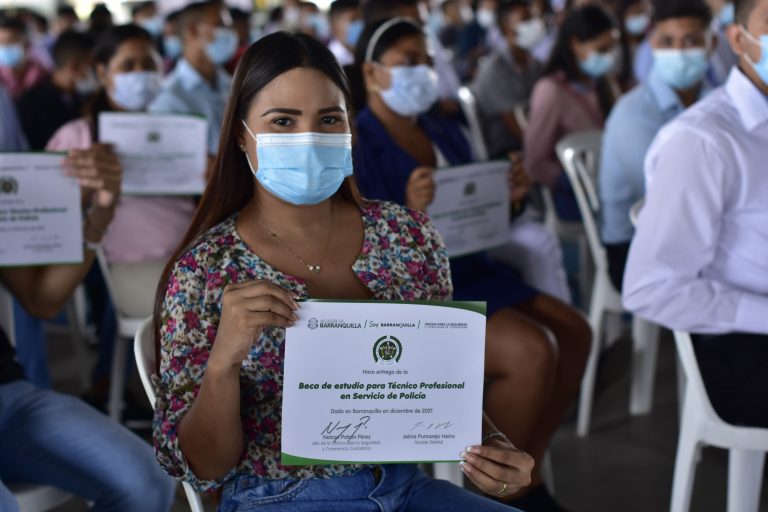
<box><xmin>353</xmin><ymin>17</ymin><xmax>591</xmax><ymax>511</ymax></box>
<box><xmin>152</xmin><ymin>31</ymin><xmax>532</xmax><ymax>511</ymax></box>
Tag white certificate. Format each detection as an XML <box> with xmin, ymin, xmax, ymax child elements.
<box><xmin>282</xmin><ymin>300</ymin><xmax>486</xmax><ymax>465</ymax></box>
<box><xmin>427</xmin><ymin>161</ymin><xmax>510</xmax><ymax>258</ymax></box>
<box><xmin>99</xmin><ymin>112</ymin><xmax>208</xmax><ymax>195</ymax></box>
<box><xmin>0</xmin><ymin>152</ymin><xmax>82</xmax><ymax>266</ymax></box>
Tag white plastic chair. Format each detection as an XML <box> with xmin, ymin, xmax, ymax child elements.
<box><xmin>96</xmin><ymin>249</ymin><xmax>166</xmax><ymax>422</ymax></box>
<box><xmin>0</xmin><ymin>285</ymin><xmax>75</xmax><ymax>511</ymax></box>
<box><xmin>556</xmin><ymin>130</ymin><xmax>660</xmax><ymax>437</ymax></box>
<box><xmin>134</xmin><ymin>317</ymin><xmax>205</xmax><ymax>512</ymax></box>
<box><xmin>457</xmin><ymin>86</ymin><xmax>490</xmax><ymax>161</ymax></box>
<box><xmin>670</xmin><ymin>331</ymin><xmax>768</xmax><ymax>512</ymax></box>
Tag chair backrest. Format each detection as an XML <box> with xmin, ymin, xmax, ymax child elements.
<box><xmin>457</xmin><ymin>86</ymin><xmax>489</xmax><ymax>161</ymax></box>
<box><xmin>134</xmin><ymin>316</ymin><xmax>157</xmax><ymax>407</ymax></box>
<box><xmin>672</xmin><ymin>331</ymin><xmax>721</xmax><ymax>423</ymax></box>
<box><xmin>0</xmin><ymin>284</ymin><xmax>15</xmax><ymax>347</ymax></box>
<box><xmin>555</xmin><ymin>130</ymin><xmax>606</xmax><ymax>270</ymax></box>
<box><xmin>134</xmin><ymin>316</ymin><xmax>206</xmax><ymax>512</ymax></box>
<box><xmin>97</xmin><ymin>249</ymin><xmax>166</xmax><ymax>322</ymax></box>
<box><xmin>513</xmin><ymin>102</ymin><xmax>530</xmax><ymax>132</ymax></box>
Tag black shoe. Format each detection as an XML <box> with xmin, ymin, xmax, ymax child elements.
<box><xmin>505</xmin><ymin>485</ymin><xmax>571</xmax><ymax>512</ymax></box>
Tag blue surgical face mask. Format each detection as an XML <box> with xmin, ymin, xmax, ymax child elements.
<box><xmin>741</xmin><ymin>26</ymin><xmax>768</xmax><ymax>86</ymax></box>
<box><xmin>140</xmin><ymin>16</ymin><xmax>163</xmax><ymax>37</ymax></box>
<box><xmin>625</xmin><ymin>14</ymin><xmax>651</xmax><ymax>36</ymax></box>
<box><xmin>378</xmin><ymin>64</ymin><xmax>439</xmax><ymax>117</ymax></box>
<box><xmin>346</xmin><ymin>19</ymin><xmax>364</xmax><ymax>47</ymax></box>
<box><xmin>579</xmin><ymin>50</ymin><xmax>616</xmax><ymax>78</ymax></box>
<box><xmin>205</xmin><ymin>27</ymin><xmax>238</xmax><ymax>65</ymax></box>
<box><xmin>653</xmin><ymin>47</ymin><xmax>709</xmax><ymax>90</ymax></box>
<box><xmin>311</xmin><ymin>14</ymin><xmax>331</xmax><ymax>40</ymax></box>
<box><xmin>110</xmin><ymin>71</ymin><xmax>162</xmax><ymax>111</ymax></box>
<box><xmin>163</xmin><ymin>35</ymin><xmax>182</xmax><ymax>60</ymax></box>
<box><xmin>241</xmin><ymin>122</ymin><xmax>354</xmax><ymax>206</ymax></box>
<box><xmin>0</xmin><ymin>44</ymin><xmax>24</xmax><ymax>68</ymax></box>
<box><xmin>719</xmin><ymin>3</ymin><xmax>735</xmax><ymax>26</ymax></box>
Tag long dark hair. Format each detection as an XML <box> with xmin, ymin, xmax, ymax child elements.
<box><xmin>153</xmin><ymin>31</ymin><xmax>360</xmax><ymax>364</ymax></box>
<box><xmin>543</xmin><ymin>4</ymin><xmax>617</xmax><ymax>115</ymax></box>
<box><xmin>613</xmin><ymin>0</ymin><xmax>644</xmax><ymax>86</ymax></box>
<box><xmin>83</xmin><ymin>24</ymin><xmax>153</xmax><ymax>142</ymax></box>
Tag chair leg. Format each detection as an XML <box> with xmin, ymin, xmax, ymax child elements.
<box><xmin>670</xmin><ymin>394</ymin><xmax>701</xmax><ymax>512</ymax></box>
<box><xmin>576</xmin><ymin>290</ymin><xmax>604</xmax><ymax>437</ymax></box>
<box><xmin>542</xmin><ymin>450</ymin><xmax>555</xmax><ymax>494</ymax></box>
<box><xmin>727</xmin><ymin>449</ymin><xmax>765</xmax><ymax>512</ymax></box>
<box><xmin>108</xmin><ymin>335</ymin><xmax>128</xmax><ymax>422</ymax></box>
<box><xmin>674</xmin><ymin>356</ymin><xmax>687</xmax><ymax>422</ymax></box>
<box><xmin>182</xmin><ymin>482</ymin><xmax>205</xmax><ymax>512</ymax></box>
<box><xmin>629</xmin><ymin>318</ymin><xmax>660</xmax><ymax>416</ymax></box>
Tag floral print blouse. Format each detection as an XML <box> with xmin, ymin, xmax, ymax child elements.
<box><xmin>153</xmin><ymin>200</ymin><xmax>452</xmax><ymax>491</ymax></box>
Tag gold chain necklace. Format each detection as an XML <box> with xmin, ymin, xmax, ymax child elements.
<box><xmin>255</xmin><ymin>205</ymin><xmax>334</xmax><ymax>274</ymax></box>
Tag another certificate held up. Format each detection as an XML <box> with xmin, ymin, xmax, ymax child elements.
<box><xmin>427</xmin><ymin>161</ymin><xmax>510</xmax><ymax>257</ymax></box>
<box><xmin>99</xmin><ymin>112</ymin><xmax>207</xmax><ymax>195</ymax></box>
<box><xmin>0</xmin><ymin>152</ymin><xmax>82</xmax><ymax>266</ymax></box>
<box><xmin>282</xmin><ymin>300</ymin><xmax>486</xmax><ymax>465</ymax></box>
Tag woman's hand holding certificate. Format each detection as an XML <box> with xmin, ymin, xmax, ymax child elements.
<box><xmin>209</xmin><ymin>281</ymin><xmax>300</xmax><ymax>370</ymax></box>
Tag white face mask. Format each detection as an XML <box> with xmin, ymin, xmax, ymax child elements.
<box><xmin>378</xmin><ymin>64</ymin><xmax>439</xmax><ymax>117</ymax></box>
<box><xmin>515</xmin><ymin>18</ymin><xmax>547</xmax><ymax>50</ymax></box>
<box><xmin>75</xmin><ymin>70</ymin><xmax>99</xmax><ymax>95</ymax></box>
<box><xmin>477</xmin><ymin>9</ymin><xmax>496</xmax><ymax>29</ymax></box>
<box><xmin>110</xmin><ymin>71</ymin><xmax>162</xmax><ymax>111</ymax></box>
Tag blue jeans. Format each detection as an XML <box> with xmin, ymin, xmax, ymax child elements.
<box><xmin>219</xmin><ymin>464</ymin><xmax>521</xmax><ymax>512</ymax></box>
<box><xmin>0</xmin><ymin>380</ymin><xmax>175</xmax><ymax>512</ymax></box>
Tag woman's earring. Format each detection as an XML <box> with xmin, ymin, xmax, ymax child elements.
<box><xmin>239</xmin><ymin>144</ymin><xmax>246</xmax><ymax>152</ymax></box>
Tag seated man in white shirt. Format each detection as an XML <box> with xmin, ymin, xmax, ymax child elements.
<box><xmin>623</xmin><ymin>0</ymin><xmax>768</xmax><ymax>427</ymax></box>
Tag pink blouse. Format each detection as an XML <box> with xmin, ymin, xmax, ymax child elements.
<box><xmin>0</xmin><ymin>58</ymin><xmax>48</xmax><ymax>99</ymax></box>
<box><xmin>46</xmin><ymin>119</ymin><xmax>196</xmax><ymax>263</ymax></box>
<box><xmin>524</xmin><ymin>73</ymin><xmax>605</xmax><ymax>187</ymax></box>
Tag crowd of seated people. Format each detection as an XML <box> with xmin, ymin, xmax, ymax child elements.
<box><xmin>0</xmin><ymin>0</ymin><xmax>764</xmax><ymax>510</ymax></box>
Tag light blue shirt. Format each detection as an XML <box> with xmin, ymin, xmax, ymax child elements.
<box><xmin>623</xmin><ymin>68</ymin><xmax>768</xmax><ymax>333</ymax></box>
<box><xmin>599</xmin><ymin>69</ymin><xmax>706</xmax><ymax>243</ymax></box>
<box><xmin>148</xmin><ymin>59</ymin><xmax>232</xmax><ymax>156</ymax></box>
<box><xmin>0</xmin><ymin>85</ymin><xmax>28</xmax><ymax>151</ymax></box>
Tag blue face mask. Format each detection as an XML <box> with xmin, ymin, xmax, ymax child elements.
<box><xmin>741</xmin><ymin>26</ymin><xmax>768</xmax><ymax>86</ymax></box>
<box><xmin>579</xmin><ymin>50</ymin><xmax>616</xmax><ymax>78</ymax></box>
<box><xmin>206</xmin><ymin>27</ymin><xmax>238</xmax><ymax>65</ymax></box>
<box><xmin>110</xmin><ymin>71</ymin><xmax>162</xmax><ymax>111</ymax></box>
<box><xmin>346</xmin><ymin>19</ymin><xmax>364</xmax><ymax>47</ymax></box>
<box><xmin>0</xmin><ymin>44</ymin><xmax>24</xmax><ymax>68</ymax></box>
<box><xmin>719</xmin><ymin>3</ymin><xmax>735</xmax><ymax>26</ymax></box>
<box><xmin>163</xmin><ymin>35</ymin><xmax>182</xmax><ymax>60</ymax></box>
<box><xmin>625</xmin><ymin>14</ymin><xmax>650</xmax><ymax>36</ymax></box>
<box><xmin>241</xmin><ymin>122</ymin><xmax>354</xmax><ymax>206</ymax></box>
<box><xmin>140</xmin><ymin>16</ymin><xmax>163</xmax><ymax>37</ymax></box>
<box><xmin>378</xmin><ymin>64</ymin><xmax>439</xmax><ymax>117</ymax></box>
<box><xmin>653</xmin><ymin>48</ymin><xmax>709</xmax><ymax>90</ymax></box>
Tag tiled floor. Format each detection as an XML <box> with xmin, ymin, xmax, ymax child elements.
<box><xmin>43</xmin><ymin>329</ymin><xmax>768</xmax><ymax>511</ymax></box>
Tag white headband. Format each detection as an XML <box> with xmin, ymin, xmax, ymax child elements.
<box><xmin>364</xmin><ymin>16</ymin><xmax>423</xmax><ymax>63</ymax></box>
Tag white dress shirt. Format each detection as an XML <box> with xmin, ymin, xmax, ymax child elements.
<box><xmin>622</xmin><ymin>67</ymin><xmax>768</xmax><ymax>334</ymax></box>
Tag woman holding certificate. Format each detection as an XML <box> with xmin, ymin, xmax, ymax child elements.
<box><xmin>153</xmin><ymin>31</ymin><xmax>532</xmax><ymax>511</ymax></box>
<box><xmin>45</xmin><ymin>24</ymin><xmax>196</xmax><ymax>406</ymax></box>
<box><xmin>46</xmin><ymin>24</ymin><xmax>196</xmax><ymax>266</ymax></box>
<box><xmin>352</xmin><ymin>18</ymin><xmax>591</xmax><ymax>511</ymax></box>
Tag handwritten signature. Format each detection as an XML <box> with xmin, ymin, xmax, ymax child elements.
<box><xmin>410</xmin><ymin>420</ymin><xmax>454</xmax><ymax>432</ymax></box>
<box><xmin>321</xmin><ymin>415</ymin><xmax>371</xmax><ymax>443</ymax></box>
